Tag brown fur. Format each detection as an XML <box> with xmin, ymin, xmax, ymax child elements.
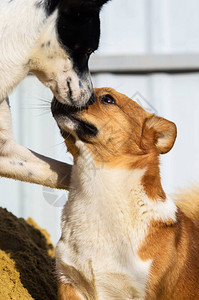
<box><xmin>139</xmin><ymin>212</ymin><xmax>199</xmax><ymax>300</ymax></box>
<box><xmin>58</xmin><ymin>264</ymin><xmax>96</xmax><ymax>300</ymax></box>
<box><xmin>60</xmin><ymin>88</ymin><xmax>199</xmax><ymax>299</ymax></box>
<box><xmin>58</xmin><ymin>282</ymin><xmax>82</xmax><ymax>300</ymax></box>
<box><xmin>66</xmin><ymin>88</ymin><xmax>176</xmax><ymax>201</ymax></box>
<box><xmin>174</xmin><ymin>186</ymin><xmax>199</xmax><ymax>220</ymax></box>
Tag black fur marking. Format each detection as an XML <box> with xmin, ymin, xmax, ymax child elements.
<box><xmin>75</xmin><ymin>117</ymin><xmax>98</xmax><ymax>139</ymax></box>
<box><xmin>45</xmin><ymin>0</ymin><xmax>110</xmax><ymax>76</ymax></box>
<box><xmin>79</xmin><ymin>80</ymin><xmax>83</xmax><ymax>88</ymax></box>
<box><xmin>57</xmin><ymin>9</ymin><xmax>100</xmax><ymax>75</ymax></box>
<box><xmin>86</xmin><ymin>92</ymin><xmax>96</xmax><ymax>105</ymax></box>
<box><xmin>67</xmin><ymin>81</ymin><xmax>73</xmax><ymax>100</ymax></box>
<box><xmin>51</xmin><ymin>95</ymin><xmax>95</xmax><ymax>117</ymax></box>
<box><xmin>41</xmin><ymin>41</ymin><xmax>51</xmax><ymax>48</ymax></box>
<box><xmin>51</xmin><ymin>97</ymin><xmax>84</xmax><ymax>117</ymax></box>
<box><xmin>45</xmin><ymin>0</ymin><xmax>59</xmax><ymax>15</ymax></box>
<box><xmin>9</xmin><ymin>161</ymin><xmax>24</xmax><ymax>166</ymax></box>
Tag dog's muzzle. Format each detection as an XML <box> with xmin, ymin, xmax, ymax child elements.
<box><xmin>51</xmin><ymin>93</ymin><xmax>95</xmax><ymax>118</ymax></box>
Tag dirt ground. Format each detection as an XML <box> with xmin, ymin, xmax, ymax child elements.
<box><xmin>0</xmin><ymin>207</ymin><xmax>57</xmax><ymax>299</ymax></box>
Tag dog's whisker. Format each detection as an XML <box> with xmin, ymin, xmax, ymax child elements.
<box><xmin>48</xmin><ymin>141</ymin><xmax>66</xmax><ymax>150</ymax></box>
<box><xmin>36</xmin><ymin>111</ymin><xmax>51</xmax><ymax>117</ymax></box>
<box><xmin>30</xmin><ymin>104</ymin><xmax>51</xmax><ymax>109</ymax></box>
<box><xmin>38</xmin><ymin>97</ymin><xmax>51</xmax><ymax>103</ymax></box>
<box><xmin>65</xmin><ymin>132</ymin><xmax>73</xmax><ymax>140</ymax></box>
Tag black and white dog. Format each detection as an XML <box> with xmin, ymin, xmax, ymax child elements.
<box><xmin>0</xmin><ymin>0</ymin><xmax>109</xmax><ymax>189</ymax></box>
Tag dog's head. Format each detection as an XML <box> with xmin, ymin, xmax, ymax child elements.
<box><xmin>30</xmin><ymin>0</ymin><xmax>109</xmax><ymax>106</ymax></box>
<box><xmin>51</xmin><ymin>87</ymin><xmax>177</xmax><ymax>168</ymax></box>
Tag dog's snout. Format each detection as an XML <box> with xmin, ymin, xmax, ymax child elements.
<box><xmin>53</xmin><ymin>74</ymin><xmax>94</xmax><ymax>106</ymax></box>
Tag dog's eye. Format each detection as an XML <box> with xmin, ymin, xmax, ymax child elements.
<box><xmin>100</xmin><ymin>94</ymin><xmax>116</xmax><ymax>105</ymax></box>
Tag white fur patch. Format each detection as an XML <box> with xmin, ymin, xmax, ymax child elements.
<box><xmin>54</xmin><ymin>115</ymin><xmax>78</xmax><ymax>134</ymax></box>
<box><xmin>0</xmin><ymin>0</ymin><xmax>47</xmax><ymax>99</ymax></box>
<box><xmin>56</xmin><ymin>142</ymin><xmax>177</xmax><ymax>299</ymax></box>
<box><xmin>0</xmin><ymin>0</ymin><xmax>92</xmax><ymax>105</ymax></box>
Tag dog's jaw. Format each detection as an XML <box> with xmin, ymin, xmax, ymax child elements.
<box><xmin>55</xmin><ymin>115</ymin><xmax>78</xmax><ymax>138</ymax></box>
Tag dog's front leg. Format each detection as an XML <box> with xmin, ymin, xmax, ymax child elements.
<box><xmin>0</xmin><ymin>98</ymin><xmax>72</xmax><ymax>190</ymax></box>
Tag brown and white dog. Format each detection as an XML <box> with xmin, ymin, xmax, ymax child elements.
<box><xmin>51</xmin><ymin>87</ymin><xmax>199</xmax><ymax>300</ymax></box>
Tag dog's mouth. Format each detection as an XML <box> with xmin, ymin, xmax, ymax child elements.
<box><xmin>51</xmin><ymin>97</ymin><xmax>98</xmax><ymax>142</ymax></box>
<box><xmin>51</xmin><ymin>98</ymin><xmax>84</xmax><ymax>117</ymax></box>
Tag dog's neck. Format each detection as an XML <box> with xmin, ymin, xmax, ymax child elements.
<box><xmin>62</xmin><ymin>141</ymin><xmax>177</xmax><ymax>299</ymax></box>
<box><xmin>70</xmin><ymin>141</ymin><xmax>177</xmax><ymax>227</ymax></box>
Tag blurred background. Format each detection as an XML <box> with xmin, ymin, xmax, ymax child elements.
<box><xmin>1</xmin><ymin>0</ymin><xmax>199</xmax><ymax>243</ymax></box>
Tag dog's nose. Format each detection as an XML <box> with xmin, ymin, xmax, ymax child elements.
<box><xmin>86</xmin><ymin>93</ymin><xmax>96</xmax><ymax>106</ymax></box>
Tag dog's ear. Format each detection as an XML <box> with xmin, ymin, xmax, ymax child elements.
<box><xmin>142</xmin><ymin>115</ymin><xmax>177</xmax><ymax>154</ymax></box>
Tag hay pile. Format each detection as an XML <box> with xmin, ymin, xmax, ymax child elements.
<box><xmin>0</xmin><ymin>207</ymin><xmax>57</xmax><ymax>299</ymax></box>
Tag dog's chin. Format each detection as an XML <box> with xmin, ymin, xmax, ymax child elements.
<box><xmin>51</xmin><ymin>97</ymin><xmax>98</xmax><ymax>143</ymax></box>
<box><xmin>55</xmin><ymin>114</ymin><xmax>98</xmax><ymax>144</ymax></box>
<box><xmin>55</xmin><ymin>115</ymin><xmax>77</xmax><ymax>138</ymax></box>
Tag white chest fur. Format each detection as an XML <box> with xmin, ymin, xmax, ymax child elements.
<box><xmin>56</xmin><ymin>143</ymin><xmax>177</xmax><ymax>300</ymax></box>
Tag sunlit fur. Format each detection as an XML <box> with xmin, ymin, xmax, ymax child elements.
<box><xmin>0</xmin><ymin>0</ymin><xmax>109</xmax><ymax>189</ymax></box>
<box><xmin>52</xmin><ymin>88</ymin><xmax>199</xmax><ymax>299</ymax></box>
<box><xmin>0</xmin><ymin>0</ymin><xmax>109</xmax><ymax>105</ymax></box>
<box><xmin>174</xmin><ymin>186</ymin><xmax>199</xmax><ymax>220</ymax></box>
<box><xmin>0</xmin><ymin>98</ymin><xmax>72</xmax><ymax>189</ymax></box>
